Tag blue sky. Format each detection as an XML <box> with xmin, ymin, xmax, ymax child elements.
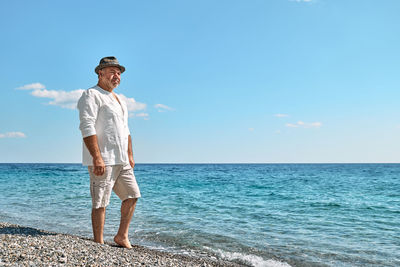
<box><xmin>1</xmin><ymin>0</ymin><xmax>400</xmax><ymax>163</ymax></box>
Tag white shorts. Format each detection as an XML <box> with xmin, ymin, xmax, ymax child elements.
<box><xmin>88</xmin><ymin>164</ymin><xmax>141</xmax><ymax>209</ymax></box>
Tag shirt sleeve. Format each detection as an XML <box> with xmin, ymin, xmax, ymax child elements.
<box><xmin>119</xmin><ymin>94</ymin><xmax>131</xmax><ymax>136</ymax></box>
<box><xmin>77</xmin><ymin>91</ymin><xmax>99</xmax><ymax>138</ymax></box>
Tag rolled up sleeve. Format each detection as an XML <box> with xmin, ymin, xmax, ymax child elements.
<box><xmin>77</xmin><ymin>92</ymin><xmax>98</xmax><ymax>138</ymax></box>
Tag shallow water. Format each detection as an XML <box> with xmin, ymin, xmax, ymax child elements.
<box><xmin>1</xmin><ymin>163</ymin><xmax>399</xmax><ymax>266</ymax></box>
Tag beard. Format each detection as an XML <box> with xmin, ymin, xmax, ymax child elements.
<box><xmin>104</xmin><ymin>78</ymin><xmax>120</xmax><ymax>90</ymax></box>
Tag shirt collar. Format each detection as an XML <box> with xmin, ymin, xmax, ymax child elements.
<box><xmin>94</xmin><ymin>85</ymin><xmax>112</xmax><ymax>95</ymax></box>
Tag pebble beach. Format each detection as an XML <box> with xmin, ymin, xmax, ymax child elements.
<box><xmin>0</xmin><ymin>222</ymin><xmax>244</xmax><ymax>267</ymax></box>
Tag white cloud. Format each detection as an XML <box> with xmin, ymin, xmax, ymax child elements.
<box><xmin>286</xmin><ymin>123</ymin><xmax>299</xmax><ymax>128</ymax></box>
<box><xmin>135</xmin><ymin>112</ymin><xmax>149</xmax><ymax>117</ymax></box>
<box><xmin>17</xmin><ymin>83</ymin><xmax>147</xmax><ymax>113</ymax></box>
<box><xmin>155</xmin><ymin>103</ymin><xmax>174</xmax><ymax>112</ymax></box>
<box><xmin>31</xmin><ymin>88</ymin><xmax>85</xmax><ymax>109</ymax></box>
<box><xmin>274</xmin><ymin>113</ymin><xmax>289</xmax><ymax>118</ymax></box>
<box><xmin>16</xmin><ymin>83</ymin><xmax>45</xmax><ymax>90</ymax></box>
<box><xmin>286</xmin><ymin>121</ymin><xmax>322</xmax><ymax>128</ymax></box>
<box><xmin>0</xmin><ymin>132</ymin><xmax>26</xmax><ymax>138</ymax></box>
<box><xmin>118</xmin><ymin>94</ymin><xmax>147</xmax><ymax>112</ymax></box>
<box><xmin>249</xmin><ymin>128</ymin><xmax>255</xmax><ymax>132</ymax></box>
<box><xmin>131</xmin><ymin>112</ymin><xmax>150</xmax><ymax>120</ymax></box>
<box><xmin>309</xmin><ymin>122</ymin><xmax>322</xmax><ymax>127</ymax></box>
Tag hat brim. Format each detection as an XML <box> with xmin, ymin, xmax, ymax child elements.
<box><xmin>95</xmin><ymin>64</ymin><xmax>125</xmax><ymax>74</ymax></box>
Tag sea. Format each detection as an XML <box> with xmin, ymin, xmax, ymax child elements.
<box><xmin>0</xmin><ymin>163</ymin><xmax>399</xmax><ymax>267</ymax></box>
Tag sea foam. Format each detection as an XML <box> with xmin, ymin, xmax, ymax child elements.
<box><xmin>208</xmin><ymin>248</ymin><xmax>291</xmax><ymax>267</ymax></box>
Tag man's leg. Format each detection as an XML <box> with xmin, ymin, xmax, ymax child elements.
<box><xmin>92</xmin><ymin>207</ymin><xmax>106</xmax><ymax>244</ymax></box>
<box><xmin>114</xmin><ymin>198</ymin><xmax>138</xmax><ymax>248</ymax></box>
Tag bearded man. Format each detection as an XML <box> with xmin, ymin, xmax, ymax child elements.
<box><xmin>77</xmin><ymin>56</ymin><xmax>141</xmax><ymax>248</ymax></box>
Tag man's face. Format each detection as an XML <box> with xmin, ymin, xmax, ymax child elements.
<box><xmin>99</xmin><ymin>67</ymin><xmax>121</xmax><ymax>89</ymax></box>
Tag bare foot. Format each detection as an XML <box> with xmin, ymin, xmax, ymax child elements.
<box><xmin>93</xmin><ymin>240</ymin><xmax>104</xmax><ymax>245</ymax></box>
<box><xmin>114</xmin><ymin>235</ymin><xmax>132</xmax><ymax>248</ymax></box>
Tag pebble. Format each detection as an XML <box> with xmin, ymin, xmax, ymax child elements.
<box><xmin>0</xmin><ymin>222</ymin><xmax>246</xmax><ymax>267</ymax></box>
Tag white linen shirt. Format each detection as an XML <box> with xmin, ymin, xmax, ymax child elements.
<box><xmin>77</xmin><ymin>85</ymin><xmax>131</xmax><ymax>166</ymax></box>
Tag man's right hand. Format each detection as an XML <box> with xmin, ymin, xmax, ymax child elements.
<box><xmin>83</xmin><ymin>135</ymin><xmax>105</xmax><ymax>176</ymax></box>
<box><xmin>93</xmin><ymin>157</ymin><xmax>105</xmax><ymax>176</ymax></box>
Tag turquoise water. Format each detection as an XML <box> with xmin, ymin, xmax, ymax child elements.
<box><xmin>0</xmin><ymin>163</ymin><xmax>399</xmax><ymax>266</ymax></box>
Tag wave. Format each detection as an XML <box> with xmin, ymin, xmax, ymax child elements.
<box><xmin>205</xmin><ymin>247</ymin><xmax>291</xmax><ymax>267</ymax></box>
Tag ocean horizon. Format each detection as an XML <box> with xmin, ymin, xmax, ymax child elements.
<box><xmin>3</xmin><ymin>162</ymin><xmax>400</xmax><ymax>164</ymax></box>
<box><xmin>1</xmin><ymin>163</ymin><xmax>399</xmax><ymax>266</ymax></box>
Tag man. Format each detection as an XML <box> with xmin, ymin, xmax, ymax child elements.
<box><xmin>77</xmin><ymin>56</ymin><xmax>141</xmax><ymax>248</ymax></box>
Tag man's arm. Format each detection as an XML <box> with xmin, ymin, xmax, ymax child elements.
<box><xmin>83</xmin><ymin>135</ymin><xmax>105</xmax><ymax>176</ymax></box>
<box><xmin>128</xmin><ymin>135</ymin><xmax>135</xmax><ymax>169</ymax></box>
